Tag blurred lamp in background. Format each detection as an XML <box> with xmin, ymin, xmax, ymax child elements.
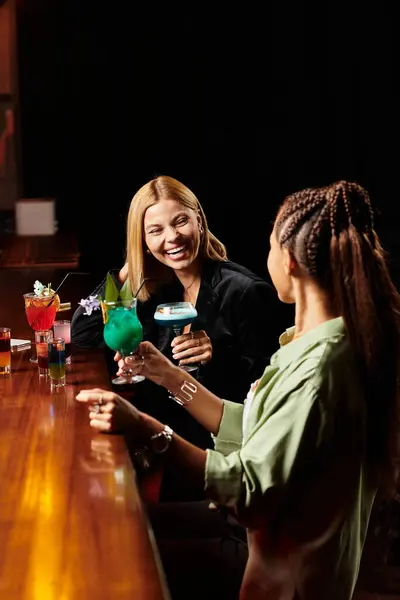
<box><xmin>15</xmin><ymin>198</ymin><xmax>57</xmax><ymax>236</ymax></box>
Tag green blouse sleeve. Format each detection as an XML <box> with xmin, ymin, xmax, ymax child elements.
<box><xmin>205</xmin><ymin>381</ymin><xmax>324</xmax><ymax>511</ymax></box>
<box><xmin>212</xmin><ymin>400</ymin><xmax>244</xmax><ymax>456</ymax></box>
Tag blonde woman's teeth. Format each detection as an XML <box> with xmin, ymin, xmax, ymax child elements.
<box><xmin>166</xmin><ymin>246</ymin><xmax>186</xmax><ymax>256</ymax></box>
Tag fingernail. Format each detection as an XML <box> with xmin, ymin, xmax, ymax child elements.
<box><xmin>172</xmin><ymin>348</ymin><xmax>176</xmax><ymax>354</ymax></box>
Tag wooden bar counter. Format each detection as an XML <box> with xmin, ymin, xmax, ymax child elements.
<box><xmin>0</xmin><ymin>269</ymin><xmax>170</xmax><ymax>600</ymax></box>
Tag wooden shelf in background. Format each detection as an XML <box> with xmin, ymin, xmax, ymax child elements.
<box><xmin>0</xmin><ymin>233</ymin><xmax>80</xmax><ymax>268</ymax></box>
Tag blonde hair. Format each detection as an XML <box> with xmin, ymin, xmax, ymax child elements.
<box><xmin>126</xmin><ymin>175</ymin><xmax>227</xmax><ymax>302</ymax></box>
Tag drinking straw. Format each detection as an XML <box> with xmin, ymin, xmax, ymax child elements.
<box><xmin>133</xmin><ymin>278</ymin><xmax>152</xmax><ymax>299</ymax></box>
<box><xmin>46</xmin><ymin>272</ymin><xmax>90</xmax><ymax>306</ymax></box>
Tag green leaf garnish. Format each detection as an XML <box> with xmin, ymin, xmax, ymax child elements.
<box><xmin>104</xmin><ymin>272</ymin><xmax>119</xmax><ymax>303</ymax></box>
<box><xmin>119</xmin><ymin>278</ymin><xmax>134</xmax><ymax>307</ymax></box>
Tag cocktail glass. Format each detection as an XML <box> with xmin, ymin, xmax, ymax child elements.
<box><xmin>103</xmin><ymin>299</ymin><xmax>145</xmax><ymax>385</ymax></box>
<box><xmin>24</xmin><ymin>292</ymin><xmax>60</xmax><ymax>363</ymax></box>
<box><xmin>154</xmin><ymin>301</ymin><xmax>198</xmax><ymax>373</ymax></box>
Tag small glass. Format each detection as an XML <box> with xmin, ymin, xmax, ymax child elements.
<box><xmin>35</xmin><ymin>329</ymin><xmax>53</xmax><ymax>376</ymax></box>
<box><xmin>0</xmin><ymin>327</ymin><xmax>11</xmax><ymax>375</ymax></box>
<box><xmin>53</xmin><ymin>320</ymin><xmax>71</xmax><ymax>364</ymax></box>
<box><xmin>48</xmin><ymin>338</ymin><xmax>66</xmax><ymax>387</ymax></box>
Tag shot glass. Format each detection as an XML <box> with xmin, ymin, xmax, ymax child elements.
<box><xmin>48</xmin><ymin>338</ymin><xmax>66</xmax><ymax>388</ymax></box>
<box><xmin>53</xmin><ymin>320</ymin><xmax>71</xmax><ymax>364</ymax></box>
<box><xmin>0</xmin><ymin>327</ymin><xmax>11</xmax><ymax>375</ymax></box>
<box><xmin>35</xmin><ymin>329</ymin><xmax>53</xmax><ymax>376</ymax></box>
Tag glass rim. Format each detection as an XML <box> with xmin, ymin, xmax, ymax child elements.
<box><xmin>53</xmin><ymin>320</ymin><xmax>71</xmax><ymax>326</ymax></box>
<box><xmin>0</xmin><ymin>327</ymin><xmax>11</xmax><ymax>333</ymax></box>
<box><xmin>103</xmin><ymin>299</ymin><xmax>137</xmax><ymax>307</ymax></box>
<box><xmin>156</xmin><ymin>301</ymin><xmax>195</xmax><ymax>309</ymax></box>
<box><xmin>24</xmin><ymin>291</ymin><xmax>56</xmax><ymax>297</ymax></box>
<box><xmin>49</xmin><ymin>337</ymin><xmax>65</xmax><ymax>346</ymax></box>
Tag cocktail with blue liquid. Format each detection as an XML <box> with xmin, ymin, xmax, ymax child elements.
<box><xmin>103</xmin><ymin>299</ymin><xmax>145</xmax><ymax>385</ymax></box>
<box><xmin>154</xmin><ymin>301</ymin><xmax>198</xmax><ymax>373</ymax></box>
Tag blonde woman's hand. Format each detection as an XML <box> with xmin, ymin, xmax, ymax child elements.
<box><xmin>118</xmin><ymin>263</ymin><xmax>129</xmax><ymax>284</ymax></box>
<box><xmin>171</xmin><ymin>330</ymin><xmax>212</xmax><ymax>367</ymax></box>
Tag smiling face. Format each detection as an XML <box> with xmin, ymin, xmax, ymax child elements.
<box><xmin>143</xmin><ymin>198</ymin><xmax>202</xmax><ymax>273</ymax></box>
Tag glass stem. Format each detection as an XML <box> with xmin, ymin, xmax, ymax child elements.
<box><xmin>121</xmin><ymin>353</ymin><xmax>132</xmax><ymax>380</ymax></box>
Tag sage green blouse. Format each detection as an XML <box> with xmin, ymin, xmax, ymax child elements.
<box><xmin>205</xmin><ymin>317</ymin><xmax>376</xmax><ymax>600</ymax></box>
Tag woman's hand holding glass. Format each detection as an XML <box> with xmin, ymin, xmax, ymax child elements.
<box><xmin>171</xmin><ymin>329</ymin><xmax>212</xmax><ymax>368</ymax></box>
<box><xmin>115</xmin><ymin>341</ymin><xmax>183</xmax><ymax>390</ymax></box>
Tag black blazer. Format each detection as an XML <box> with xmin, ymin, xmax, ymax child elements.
<box><xmin>71</xmin><ymin>259</ymin><xmax>288</xmax><ymax>448</ymax></box>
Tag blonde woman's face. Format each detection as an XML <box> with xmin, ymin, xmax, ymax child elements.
<box><xmin>143</xmin><ymin>199</ymin><xmax>201</xmax><ymax>272</ymax></box>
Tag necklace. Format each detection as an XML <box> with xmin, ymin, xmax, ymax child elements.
<box><xmin>183</xmin><ymin>276</ymin><xmax>200</xmax><ymax>304</ymax></box>
<box><xmin>184</xmin><ymin>276</ymin><xmax>200</xmax><ymax>292</ymax></box>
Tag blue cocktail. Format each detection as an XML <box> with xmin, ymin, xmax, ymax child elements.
<box><xmin>154</xmin><ymin>301</ymin><xmax>198</xmax><ymax>372</ymax></box>
<box><xmin>103</xmin><ymin>299</ymin><xmax>144</xmax><ymax>384</ymax></box>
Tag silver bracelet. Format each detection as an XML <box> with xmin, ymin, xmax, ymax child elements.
<box><xmin>168</xmin><ymin>380</ymin><xmax>198</xmax><ymax>406</ymax></box>
<box><xmin>133</xmin><ymin>424</ymin><xmax>174</xmax><ymax>471</ymax></box>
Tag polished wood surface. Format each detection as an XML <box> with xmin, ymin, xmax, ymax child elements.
<box><xmin>0</xmin><ymin>233</ymin><xmax>79</xmax><ymax>268</ymax></box>
<box><xmin>0</xmin><ymin>269</ymin><xmax>170</xmax><ymax>599</ymax></box>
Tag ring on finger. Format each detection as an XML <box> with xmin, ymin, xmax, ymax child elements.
<box><xmin>98</xmin><ymin>393</ymin><xmax>104</xmax><ymax>406</ymax></box>
<box><xmin>196</xmin><ymin>339</ymin><xmax>200</xmax><ymax>347</ymax></box>
<box><xmin>190</xmin><ymin>331</ymin><xmax>195</xmax><ymax>340</ymax></box>
<box><xmin>92</xmin><ymin>403</ymin><xmax>101</xmax><ymax>415</ymax></box>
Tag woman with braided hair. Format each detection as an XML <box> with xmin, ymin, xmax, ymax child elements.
<box><xmin>77</xmin><ymin>180</ymin><xmax>400</xmax><ymax>599</ymax></box>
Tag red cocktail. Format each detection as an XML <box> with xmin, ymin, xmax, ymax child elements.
<box><xmin>24</xmin><ymin>292</ymin><xmax>60</xmax><ymax>363</ymax></box>
<box><xmin>24</xmin><ymin>293</ymin><xmax>60</xmax><ymax>330</ymax></box>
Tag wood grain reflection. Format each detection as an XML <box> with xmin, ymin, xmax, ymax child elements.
<box><xmin>0</xmin><ymin>270</ymin><xmax>169</xmax><ymax>599</ymax></box>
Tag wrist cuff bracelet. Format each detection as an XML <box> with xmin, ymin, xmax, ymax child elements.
<box><xmin>168</xmin><ymin>380</ymin><xmax>198</xmax><ymax>406</ymax></box>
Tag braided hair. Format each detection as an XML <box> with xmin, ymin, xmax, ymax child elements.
<box><xmin>276</xmin><ymin>180</ymin><xmax>400</xmax><ymax>492</ymax></box>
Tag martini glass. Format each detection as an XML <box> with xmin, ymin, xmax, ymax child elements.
<box><xmin>103</xmin><ymin>299</ymin><xmax>145</xmax><ymax>385</ymax></box>
<box><xmin>154</xmin><ymin>301</ymin><xmax>198</xmax><ymax>373</ymax></box>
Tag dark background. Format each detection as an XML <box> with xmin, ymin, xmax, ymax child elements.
<box><xmin>15</xmin><ymin>1</ymin><xmax>400</xmax><ymax>284</ymax></box>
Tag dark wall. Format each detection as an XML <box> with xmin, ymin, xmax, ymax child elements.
<box><xmin>16</xmin><ymin>3</ymin><xmax>399</xmax><ymax>282</ymax></box>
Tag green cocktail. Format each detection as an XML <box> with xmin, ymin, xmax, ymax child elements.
<box><xmin>103</xmin><ymin>299</ymin><xmax>144</xmax><ymax>384</ymax></box>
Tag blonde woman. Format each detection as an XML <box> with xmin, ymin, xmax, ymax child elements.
<box><xmin>72</xmin><ymin>175</ymin><xmax>283</xmax><ymax>455</ymax></box>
